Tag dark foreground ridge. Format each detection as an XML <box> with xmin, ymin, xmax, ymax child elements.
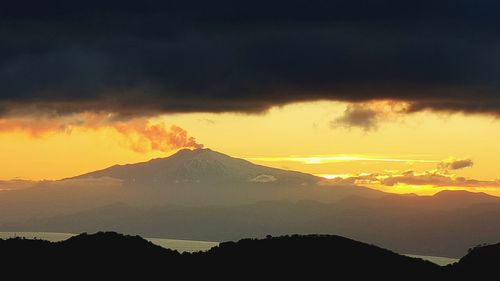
<box><xmin>0</xmin><ymin>232</ymin><xmax>495</xmax><ymax>279</ymax></box>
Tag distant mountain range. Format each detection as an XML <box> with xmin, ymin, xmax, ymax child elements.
<box><xmin>1</xmin><ymin>148</ymin><xmax>499</xmax><ymax>258</ymax></box>
<box><xmin>0</xmin><ymin>231</ymin><xmax>497</xmax><ymax>279</ymax></box>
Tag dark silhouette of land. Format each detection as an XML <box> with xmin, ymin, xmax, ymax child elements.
<box><xmin>0</xmin><ymin>231</ymin><xmax>496</xmax><ymax>279</ymax></box>
<box><xmin>448</xmin><ymin>242</ymin><xmax>500</xmax><ymax>277</ymax></box>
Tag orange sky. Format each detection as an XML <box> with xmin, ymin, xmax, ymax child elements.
<box><xmin>0</xmin><ymin>101</ymin><xmax>499</xmax><ymax>196</ymax></box>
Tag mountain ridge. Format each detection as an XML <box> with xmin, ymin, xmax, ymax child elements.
<box><xmin>0</xmin><ymin>231</ymin><xmax>444</xmax><ymax>279</ymax></box>
<box><xmin>2</xmin><ymin>231</ymin><xmax>498</xmax><ymax>278</ymax></box>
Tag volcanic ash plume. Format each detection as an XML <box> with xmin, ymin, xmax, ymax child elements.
<box><xmin>113</xmin><ymin>121</ymin><xmax>203</xmax><ymax>153</ymax></box>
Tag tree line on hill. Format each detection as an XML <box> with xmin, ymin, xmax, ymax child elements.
<box><xmin>0</xmin><ymin>232</ymin><xmax>497</xmax><ymax>279</ymax></box>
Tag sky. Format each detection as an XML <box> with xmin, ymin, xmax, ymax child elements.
<box><xmin>1</xmin><ymin>1</ymin><xmax>500</xmax><ymax>196</ymax></box>
<box><xmin>1</xmin><ymin>101</ymin><xmax>499</xmax><ymax>196</ymax></box>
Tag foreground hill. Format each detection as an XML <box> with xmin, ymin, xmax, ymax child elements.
<box><xmin>450</xmin><ymin>242</ymin><xmax>500</xmax><ymax>277</ymax></box>
<box><xmin>0</xmin><ymin>232</ymin><xmax>443</xmax><ymax>279</ymax></box>
<box><xmin>2</xmin><ymin>231</ymin><xmax>498</xmax><ymax>279</ymax></box>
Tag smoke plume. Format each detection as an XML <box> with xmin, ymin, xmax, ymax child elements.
<box><xmin>0</xmin><ymin>114</ymin><xmax>203</xmax><ymax>153</ymax></box>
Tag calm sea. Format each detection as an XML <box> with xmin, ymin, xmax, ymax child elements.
<box><xmin>404</xmin><ymin>254</ymin><xmax>458</xmax><ymax>266</ymax></box>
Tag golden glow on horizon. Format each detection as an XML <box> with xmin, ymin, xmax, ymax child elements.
<box><xmin>315</xmin><ymin>170</ymin><xmax>500</xmax><ymax>196</ymax></box>
<box><xmin>315</xmin><ymin>174</ymin><xmax>354</xmax><ymax>179</ymax></box>
<box><xmin>0</xmin><ymin>100</ymin><xmax>499</xmax><ymax>196</ymax></box>
<box><xmin>369</xmin><ymin>184</ymin><xmax>500</xmax><ymax>197</ymax></box>
<box><xmin>245</xmin><ymin>155</ymin><xmax>440</xmax><ymax>165</ymax></box>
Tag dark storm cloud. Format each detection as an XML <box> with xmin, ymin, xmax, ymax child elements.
<box><xmin>2</xmin><ymin>0</ymin><xmax>500</xmax><ymax>117</ymax></box>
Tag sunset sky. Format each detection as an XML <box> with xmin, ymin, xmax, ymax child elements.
<box><xmin>1</xmin><ymin>100</ymin><xmax>499</xmax><ymax>196</ymax></box>
<box><xmin>1</xmin><ymin>1</ymin><xmax>500</xmax><ymax>196</ymax></box>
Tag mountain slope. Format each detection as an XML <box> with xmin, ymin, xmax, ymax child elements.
<box><xmin>450</xmin><ymin>242</ymin><xmax>500</xmax><ymax>277</ymax></box>
<box><xmin>71</xmin><ymin>148</ymin><xmax>386</xmax><ymax>205</ymax></box>
<box><xmin>75</xmin><ymin>148</ymin><xmax>318</xmax><ymax>185</ymax></box>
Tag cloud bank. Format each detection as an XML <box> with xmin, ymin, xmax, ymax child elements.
<box><xmin>1</xmin><ymin>1</ymin><xmax>500</xmax><ymax>117</ymax></box>
<box><xmin>320</xmin><ymin>170</ymin><xmax>500</xmax><ymax>189</ymax></box>
<box><xmin>319</xmin><ymin>157</ymin><xmax>498</xmax><ymax>191</ymax></box>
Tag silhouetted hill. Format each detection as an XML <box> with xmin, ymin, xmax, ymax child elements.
<box><xmin>449</xmin><ymin>242</ymin><xmax>500</xmax><ymax>277</ymax></box>
<box><xmin>0</xmin><ymin>232</ymin><xmax>445</xmax><ymax>279</ymax></box>
<box><xmin>197</xmin><ymin>234</ymin><xmax>443</xmax><ymax>279</ymax></box>
<box><xmin>2</xmin><ymin>231</ymin><xmax>498</xmax><ymax>278</ymax></box>
<box><xmin>0</xmin><ymin>232</ymin><xmax>182</xmax><ymax>278</ymax></box>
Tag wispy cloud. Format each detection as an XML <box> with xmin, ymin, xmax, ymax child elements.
<box><xmin>246</xmin><ymin>155</ymin><xmax>439</xmax><ymax>165</ymax></box>
<box><xmin>0</xmin><ymin>177</ymin><xmax>123</xmax><ymax>191</ymax></box>
<box><xmin>438</xmin><ymin>158</ymin><xmax>474</xmax><ymax>170</ymax></box>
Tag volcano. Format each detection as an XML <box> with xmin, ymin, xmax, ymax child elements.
<box><xmin>73</xmin><ymin>148</ymin><xmax>385</xmax><ymax>205</ymax></box>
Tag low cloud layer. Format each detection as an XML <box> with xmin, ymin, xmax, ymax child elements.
<box><xmin>1</xmin><ymin>1</ymin><xmax>500</xmax><ymax>117</ymax></box>
<box><xmin>0</xmin><ymin>177</ymin><xmax>123</xmax><ymax>191</ymax></box>
<box><xmin>249</xmin><ymin>174</ymin><xmax>278</xmax><ymax>183</ymax></box>
<box><xmin>0</xmin><ymin>180</ymin><xmax>38</xmax><ymax>191</ymax></box>
<box><xmin>319</xmin><ymin>156</ymin><xmax>498</xmax><ymax>191</ymax></box>
<box><xmin>380</xmin><ymin>171</ymin><xmax>500</xmax><ymax>188</ymax></box>
<box><xmin>320</xmin><ymin>170</ymin><xmax>500</xmax><ymax>189</ymax></box>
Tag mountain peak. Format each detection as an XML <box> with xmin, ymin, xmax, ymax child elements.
<box><xmin>175</xmin><ymin>147</ymin><xmax>213</xmax><ymax>154</ymax></box>
<box><xmin>170</xmin><ymin>147</ymin><xmax>222</xmax><ymax>158</ymax></box>
<box><xmin>167</xmin><ymin>147</ymin><xmax>236</xmax><ymax>164</ymax></box>
<box><xmin>67</xmin><ymin>147</ymin><xmax>340</xmax><ymax>205</ymax></box>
